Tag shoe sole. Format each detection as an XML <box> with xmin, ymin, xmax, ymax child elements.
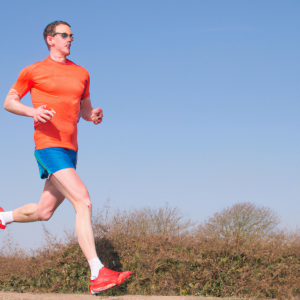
<box><xmin>90</xmin><ymin>283</ymin><xmax>116</xmax><ymax>294</ymax></box>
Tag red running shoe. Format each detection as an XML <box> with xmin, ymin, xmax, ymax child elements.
<box><xmin>0</xmin><ymin>207</ymin><xmax>6</xmax><ymax>230</ymax></box>
<box><xmin>90</xmin><ymin>267</ymin><xmax>132</xmax><ymax>294</ymax></box>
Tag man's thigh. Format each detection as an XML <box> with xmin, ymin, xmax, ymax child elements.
<box><xmin>37</xmin><ymin>178</ymin><xmax>65</xmax><ymax>218</ymax></box>
<box><xmin>50</xmin><ymin>168</ymin><xmax>91</xmax><ymax>208</ymax></box>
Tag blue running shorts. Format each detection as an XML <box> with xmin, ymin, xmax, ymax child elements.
<box><xmin>34</xmin><ymin>147</ymin><xmax>78</xmax><ymax>179</ymax></box>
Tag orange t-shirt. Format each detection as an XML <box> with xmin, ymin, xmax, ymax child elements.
<box><xmin>12</xmin><ymin>56</ymin><xmax>90</xmax><ymax>151</ymax></box>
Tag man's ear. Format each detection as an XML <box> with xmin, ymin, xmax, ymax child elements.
<box><xmin>47</xmin><ymin>35</ymin><xmax>54</xmax><ymax>48</ymax></box>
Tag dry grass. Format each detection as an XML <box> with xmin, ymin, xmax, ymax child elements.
<box><xmin>1</xmin><ymin>202</ymin><xmax>300</xmax><ymax>299</ymax></box>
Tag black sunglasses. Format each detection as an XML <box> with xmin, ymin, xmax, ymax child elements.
<box><xmin>52</xmin><ymin>32</ymin><xmax>74</xmax><ymax>40</ymax></box>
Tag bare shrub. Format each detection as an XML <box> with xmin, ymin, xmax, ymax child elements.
<box><xmin>93</xmin><ymin>202</ymin><xmax>194</xmax><ymax>238</ymax></box>
<box><xmin>198</xmin><ymin>202</ymin><xmax>280</xmax><ymax>245</ymax></box>
<box><xmin>0</xmin><ymin>225</ymin><xmax>89</xmax><ymax>293</ymax></box>
<box><xmin>1</xmin><ymin>202</ymin><xmax>300</xmax><ymax>299</ymax></box>
<box><xmin>92</xmin><ymin>203</ymin><xmax>196</xmax><ymax>296</ymax></box>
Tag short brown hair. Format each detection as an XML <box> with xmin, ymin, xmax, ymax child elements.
<box><xmin>43</xmin><ymin>21</ymin><xmax>71</xmax><ymax>50</ymax></box>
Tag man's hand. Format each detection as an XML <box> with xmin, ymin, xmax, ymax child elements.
<box><xmin>91</xmin><ymin>108</ymin><xmax>103</xmax><ymax>125</ymax></box>
<box><xmin>33</xmin><ymin>105</ymin><xmax>56</xmax><ymax>124</ymax></box>
<box><xmin>80</xmin><ymin>97</ymin><xmax>103</xmax><ymax>125</ymax></box>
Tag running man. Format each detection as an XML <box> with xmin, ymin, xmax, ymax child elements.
<box><xmin>1</xmin><ymin>20</ymin><xmax>132</xmax><ymax>294</ymax></box>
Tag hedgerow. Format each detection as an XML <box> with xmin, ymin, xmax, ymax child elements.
<box><xmin>1</xmin><ymin>203</ymin><xmax>299</xmax><ymax>299</ymax></box>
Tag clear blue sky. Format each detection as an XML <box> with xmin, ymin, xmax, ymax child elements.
<box><xmin>0</xmin><ymin>0</ymin><xmax>300</xmax><ymax>249</ymax></box>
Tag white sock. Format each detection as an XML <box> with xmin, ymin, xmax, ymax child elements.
<box><xmin>0</xmin><ymin>211</ymin><xmax>14</xmax><ymax>226</ymax></box>
<box><xmin>88</xmin><ymin>257</ymin><xmax>104</xmax><ymax>280</ymax></box>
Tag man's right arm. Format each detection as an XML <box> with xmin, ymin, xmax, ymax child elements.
<box><xmin>4</xmin><ymin>88</ymin><xmax>54</xmax><ymax>124</ymax></box>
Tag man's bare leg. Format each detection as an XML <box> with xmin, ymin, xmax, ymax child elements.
<box><xmin>49</xmin><ymin>168</ymin><xmax>132</xmax><ymax>293</ymax></box>
<box><xmin>12</xmin><ymin>179</ymin><xmax>65</xmax><ymax>223</ymax></box>
<box><xmin>49</xmin><ymin>168</ymin><xmax>97</xmax><ymax>261</ymax></box>
<box><xmin>1</xmin><ymin>167</ymin><xmax>132</xmax><ymax>290</ymax></box>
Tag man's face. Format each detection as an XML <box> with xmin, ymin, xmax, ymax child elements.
<box><xmin>47</xmin><ymin>24</ymin><xmax>72</xmax><ymax>56</ymax></box>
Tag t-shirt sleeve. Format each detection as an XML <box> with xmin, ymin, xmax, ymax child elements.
<box><xmin>81</xmin><ymin>75</ymin><xmax>90</xmax><ymax>99</ymax></box>
<box><xmin>11</xmin><ymin>66</ymin><xmax>33</xmax><ymax>99</ymax></box>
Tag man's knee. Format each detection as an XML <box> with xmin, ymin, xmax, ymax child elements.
<box><xmin>77</xmin><ymin>196</ymin><xmax>92</xmax><ymax>212</ymax></box>
<box><xmin>37</xmin><ymin>207</ymin><xmax>53</xmax><ymax>221</ymax></box>
<box><xmin>83</xmin><ymin>197</ymin><xmax>92</xmax><ymax>209</ymax></box>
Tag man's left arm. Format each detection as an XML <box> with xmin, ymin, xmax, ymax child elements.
<box><xmin>80</xmin><ymin>96</ymin><xmax>103</xmax><ymax>125</ymax></box>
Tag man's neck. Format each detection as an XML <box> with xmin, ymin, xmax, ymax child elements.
<box><xmin>50</xmin><ymin>53</ymin><xmax>67</xmax><ymax>64</ymax></box>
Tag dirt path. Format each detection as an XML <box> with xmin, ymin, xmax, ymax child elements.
<box><xmin>0</xmin><ymin>293</ymin><xmax>239</xmax><ymax>300</ymax></box>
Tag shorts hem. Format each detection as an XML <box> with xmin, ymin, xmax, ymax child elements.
<box><xmin>34</xmin><ymin>147</ymin><xmax>78</xmax><ymax>180</ymax></box>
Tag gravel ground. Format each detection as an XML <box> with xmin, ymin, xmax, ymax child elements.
<box><xmin>0</xmin><ymin>293</ymin><xmax>240</xmax><ymax>300</ymax></box>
